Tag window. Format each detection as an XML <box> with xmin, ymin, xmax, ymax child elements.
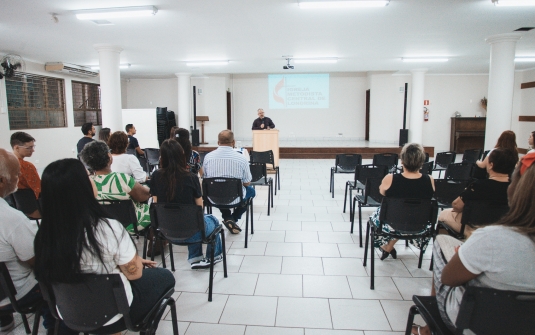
<box><xmin>72</xmin><ymin>81</ymin><xmax>102</xmax><ymax>126</ymax></box>
<box><xmin>5</xmin><ymin>72</ymin><xmax>66</xmax><ymax>129</ymax></box>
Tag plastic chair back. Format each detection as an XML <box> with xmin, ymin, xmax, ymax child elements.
<box><xmin>144</xmin><ymin>148</ymin><xmax>160</xmax><ymax>165</ymax></box>
<box><xmin>434</xmin><ymin>179</ymin><xmax>470</xmax><ymax>207</ymax></box>
<box><xmin>202</xmin><ymin>178</ymin><xmax>244</xmax><ymax>206</ymax></box>
<box><xmin>249</xmin><ymin>163</ymin><xmax>268</xmax><ymax>183</ymax></box>
<box><xmin>355</xmin><ymin>164</ymin><xmax>388</xmax><ymax>186</ymax></box>
<box><xmin>372</xmin><ymin>153</ymin><xmax>398</xmax><ymax>172</ymax></box>
<box><xmin>462</xmin><ymin>149</ymin><xmax>482</xmax><ymax>164</ymax></box>
<box><xmin>151</xmin><ymin>203</ymin><xmax>205</xmax><ymax>241</ymax></box>
<box><xmin>0</xmin><ymin>263</ymin><xmax>18</xmax><ymax>306</ymax></box>
<box><xmin>444</xmin><ymin>162</ymin><xmax>473</xmax><ymax>180</ymax></box>
<box><xmin>461</xmin><ymin>199</ymin><xmax>509</xmax><ymax>227</ymax></box>
<box><xmin>420</xmin><ymin>161</ymin><xmax>433</xmax><ymax>175</ymax></box>
<box><xmin>379</xmin><ymin>197</ymin><xmax>438</xmax><ymax>234</ymax></box>
<box><xmin>99</xmin><ymin>200</ymin><xmax>137</xmax><ymax>230</ymax></box>
<box><xmin>434</xmin><ymin>151</ymin><xmax>456</xmax><ymax>169</ymax></box>
<box><xmin>11</xmin><ymin>189</ymin><xmax>39</xmax><ymax>216</ymax></box>
<box><xmin>334</xmin><ymin>154</ymin><xmax>362</xmax><ymax>173</ymax></box>
<box><xmin>250</xmin><ymin>150</ymin><xmax>276</xmax><ymax>167</ymax></box>
<box><xmin>364</xmin><ymin>178</ymin><xmax>383</xmax><ymax>205</ymax></box>
<box><xmin>456</xmin><ymin>286</ymin><xmax>535</xmax><ymax>335</ymax></box>
<box><xmin>126</xmin><ymin>148</ymin><xmax>136</xmax><ymax>155</ymax></box>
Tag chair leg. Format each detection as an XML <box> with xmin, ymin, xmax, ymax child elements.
<box><xmin>270</xmin><ymin>181</ymin><xmax>274</xmax><ymax>208</ymax></box>
<box><xmin>160</xmin><ymin>238</ymin><xmax>167</xmax><ymax>269</ymax></box>
<box><xmin>208</xmin><ymin>241</ymin><xmax>215</xmax><ymax>302</ymax></box>
<box><xmin>350</xmin><ymin>197</ymin><xmax>356</xmax><ymax>234</ymax></box>
<box><xmin>370</xmin><ymin>228</ymin><xmax>375</xmax><ymax>290</ymax></box>
<box><xmin>417</xmin><ymin>247</ymin><xmax>424</xmax><ymax>269</ymax></box>
<box><xmin>21</xmin><ymin>313</ymin><xmax>31</xmax><ymax>334</ymax></box>
<box><xmin>221</xmin><ymin>230</ymin><xmax>228</xmax><ymax>278</ymax></box>
<box><xmin>142</xmin><ymin>230</ymin><xmax>149</xmax><ymax>259</ymax></box>
<box><xmin>405</xmin><ymin>240</ymin><xmax>409</xmax><ymax>247</ymax></box>
<box><xmin>250</xmin><ymin>202</ymin><xmax>254</xmax><ymax>235</ymax></box>
<box><xmin>169</xmin><ymin>244</ymin><xmax>175</xmax><ymax>272</ymax></box>
<box><xmin>343</xmin><ymin>182</ymin><xmax>348</xmax><ymax>212</ymax></box>
<box><xmin>349</xmin><ymin>188</ymin><xmax>354</xmax><ymax>217</ymax></box>
<box><xmin>277</xmin><ymin>167</ymin><xmax>280</xmax><ymax>191</ymax></box>
<box><xmin>54</xmin><ymin>319</ymin><xmax>59</xmax><ymax>335</ymax></box>
<box><xmin>244</xmin><ymin>206</ymin><xmax>249</xmax><ymax>249</ymax></box>
<box><xmin>405</xmin><ymin>306</ymin><xmax>419</xmax><ymax>335</ymax></box>
<box><xmin>150</xmin><ymin>234</ymin><xmax>156</xmax><ymax>262</ymax></box>
<box><xmin>31</xmin><ymin>307</ymin><xmax>42</xmax><ymax>335</ymax></box>
<box><xmin>330</xmin><ymin>169</ymin><xmax>334</xmax><ymax>194</ymax></box>
<box><xmin>170</xmin><ymin>301</ymin><xmax>179</xmax><ymax>335</ymax></box>
<box><xmin>267</xmin><ymin>183</ymin><xmax>271</xmax><ymax>216</ymax></box>
<box><xmin>429</xmin><ymin>254</ymin><xmax>434</xmax><ymax>271</ymax></box>
<box><xmin>363</xmin><ymin>221</ymin><xmax>370</xmax><ymax>266</ymax></box>
<box><xmin>358</xmin><ymin>203</ymin><xmax>363</xmax><ymax>248</ymax></box>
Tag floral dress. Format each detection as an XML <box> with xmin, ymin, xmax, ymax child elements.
<box><xmin>188</xmin><ymin>150</ymin><xmax>202</xmax><ymax>174</ymax></box>
<box><xmin>91</xmin><ymin>172</ymin><xmax>151</xmax><ymax>233</ymax></box>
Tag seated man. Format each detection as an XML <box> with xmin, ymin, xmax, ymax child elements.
<box><xmin>77</xmin><ymin>122</ymin><xmax>95</xmax><ymax>154</ymax></box>
<box><xmin>0</xmin><ymin>149</ymin><xmax>74</xmax><ymax>335</ymax></box>
<box><xmin>10</xmin><ymin>132</ymin><xmax>40</xmax><ymax>201</ymax></box>
<box><xmin>126</xmin><ymin>124</ymin><xmax>145</xmax><ymax>157</ymax></box>
<box><xmin>203</xmin><ymin>130</ymin><xmax>255</xmax><ymax>234</ymax></box>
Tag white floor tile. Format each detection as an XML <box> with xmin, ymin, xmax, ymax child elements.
<box><xmin>174</xmin><ymin>292</ymin><xmax>228</xmax><ymax>323</ymax></box>
<box><xmin>285</xmin><ymin>231</ymin><xmax>319</xmax><ymax>243</ymax></box>
<box><xmin>302</xmin><ymin>243</ymin><xmax>340</xmax><ymax>257</ymax></box>
<box><xmin>301</xmin><ymin>221</ymin><xmax>333</xmax><ymax>231</ymax></box>
<box><xmin>303</xmin><ymin>275</ymin><xmax>352</xmax><ymax>298</ymax></box>
<box><xmin>250</xmin><ymin>230</ymin><xmax>286</xmax><ymax>242</ymax></box>
<box><xmin>212</xmin><ymin>272</ymin><xmax>258</xmax><ymax>295</ymax></box>
<box><xmin>276</xmin><ymin>297</ymin><xmax>333</xmax><ymax>329</ymax></box>
<box><xmin>240</xmin><ymin>255</ymin><xmax>282</xmax><ymax>274</ymax></box>
<box><xmin>255</xmin><ymin>273</ymin><xmax>303</xmax><ymax>297</ymax></box>
<box><xmin>246</xmin><ymin>326</ymin><xmax>304</xmax><ymax>335</ymax></box>
<box><xmin>265</xmin><ymin>242</ymin><xmax>302</xmax><ymax>256</ymax></box>
<box><xmin>306</xmin><ymin>329</ymin><xmax>364</xmax><ymax>335</ymax></box>
<box><xmin>220</xmin><ymin>295</ymin><xmax>278</xmax><ymax>326</ymax></box>
<box><xmin>288</xmin><ymin>213</ymin><xmax>316</xmax><ymax>221</ymax></box>
<box><xmin>338</xmin><ymin>243</ymin><xmax>366</xmax><ymax>258</ymax></box>
<box><xmin>329</xmin><ymin>299</ymin><xmax>391</xmax><ymax>331</ymax></box>
<box><xmin>323</xmin><ymin>258</ymin><xmax>368</xmax><ymax>276</ymax></box>
<box><xmin>364</xmin><ymin>259</ymin><xmax>412</xmax><ymax>278</ymax></box>
<box><xmin>347</xmin><ymin>277</ymin><xmax>403</xmax><ymax>300</ymax></box>
<box><xmin>380</xmin><ymin>300</ymin><xmax>423</xmax><ymax>332</ymax></box>
<box><xmin>282</xmin><ymin>257</ymin><xmax>324</xmax><ymax>275</ymax></box>
<box><xmin>271</xmin><ymin>221</ymin><xmax>302</xmax><ymax>231</ymax></box>
<box><xmin>391</xmin><ymin>277</ymin><xmax>433</xmax><ymax>300</ymax></box>
<box><xmin>318</xmin><ymin>232</ymin><xmax>355</xmax><ymax>244</ymax></box>
<box><xmin>228</xmin><ymin>241</ymin><xmax>267</xmax><ymax>256</ymax></box>
<box><xmin>184</xmin><ymin>322</ymin><xmax>246</xmax><ymax>335</ymax></box>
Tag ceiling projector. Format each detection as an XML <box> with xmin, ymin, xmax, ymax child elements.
<box><xmin>283</xmin><ymin>58</ymin><xmax>294</xmax><ymax>70</ymax></box>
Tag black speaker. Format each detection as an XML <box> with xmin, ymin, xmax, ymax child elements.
<box><xmin>192</xmin><ymin>129</ymin><xmax>200</xmax><ymax>146</ymax></box>
<box><xmin>399</xmin><ymin>129</ymin><xmax>409</xmax><ymax>147</ymax></box>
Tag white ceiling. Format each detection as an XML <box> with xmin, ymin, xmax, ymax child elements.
<box><xmin>1</xmin><ymin>0</ymin><xmax>534</xmax><ymax>78</ymax></box>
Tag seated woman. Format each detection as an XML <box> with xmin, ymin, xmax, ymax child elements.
<box><xmin>108</xmin><ymin>131</ymin><xmax>147</xmax><ymax>183</ymax></box>
<box><xmin>34</xmin><ymin>158</ymin><xmax>174</xmax><ymax>335</ymax></box>
<box><xmin>150</xmin><ymin>139</ymin><xmax>222</xmax><ymax>269</ymax></box>
<box><xmin>438</xmin><ymin>148</ymin><xmax>517</xmax><ymax>237</ymax></box>
<box><xmin>476</xmin><ymin>130</ymin><xmax>518</xmax><ymax>169</ymax></box>
<box><xmin>98</xmin><ymin>127</ymin><xmax>111</xmax><ymax>143</ymax></box>
<box><xmin>412</xmin><ymin>152</ymin><xmax>535</xmax><ymax>335</ymax></box>
<box><xmin>372</xmin><ymin>143</ymin><xmax>435</xmax><ymax>260</ymax></box>
<box><xmin>80</xmin><ymin>140</ymin><xmax>151</xmax><ymax>234</ymax></box>
<box><xmin>172</xmin><ymin>128</ymin><xmax>203</xmax><ymax>176</ymax></box>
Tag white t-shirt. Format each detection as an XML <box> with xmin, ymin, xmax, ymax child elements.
<box><xmin>447</xmin><ymin>225</ymin><xmax>535</xmax><ymax>323</ymax></box>
<box><xmin>111</xmin><ymin>154</ymin><xmax>146</xmax><ymax>183</ymax></box>
<box><xmin>0</xmin><ymin>198</ymin><xmax>38</xmax><ymax>306</ymax></box>
<box><xmin>80</xmin><ymin>219</ymin><xmax>137</xmax><ymax>325</ymax></box>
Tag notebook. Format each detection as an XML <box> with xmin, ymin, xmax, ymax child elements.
<box><xmin>436</xmin><ymin>235</ymin><xmax>463</xmax><ymax>262</ymax></box>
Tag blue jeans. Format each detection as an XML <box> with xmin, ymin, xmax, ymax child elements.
<box><xmin>220</xmin><ymin>186</ymin><xmax>256</xmax><ymax>222</ymax></box>
<box><xmin>0</xmin><ymin>284</ymin><xmax>77</xmax><ymax>335</ymax></box>
<box><xmin>170</xmin><ymin>214</ymin><xmax>222</xmax><ymax>264</ymax></box>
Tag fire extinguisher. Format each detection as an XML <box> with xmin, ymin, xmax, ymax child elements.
<box><xmin>424</xmin><ymin>107</ymin><xmax>429</xmax><ymax>122</ymax></box>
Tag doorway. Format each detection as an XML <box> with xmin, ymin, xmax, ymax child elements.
<box><xmin>226</xmin><ymin>91</ymin><xmax>232</xmax><ymax>130</ymax></box>
<box><xmin>365</xmin><ymin>89</ymin><xmax>370</xmax><ymax>141</ymax></box>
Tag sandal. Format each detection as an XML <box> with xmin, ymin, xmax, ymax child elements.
<box><xmin>223</xmin><ymin>219</ymin><xmax>242</xmax><ymax>234</ymax></box>
<box><xmin>412</xmin><ymin>324</ymin><xmax>421</xmax><ymax>335</ymax></box>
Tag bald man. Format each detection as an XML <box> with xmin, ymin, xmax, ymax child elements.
<box><xmin>203</xmin><ymin>130</ymin><xmax>256</xmax><ymax>234</ymax></box>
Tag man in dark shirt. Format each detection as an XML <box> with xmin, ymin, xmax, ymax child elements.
<box><xmin>126</xmin><ymin>124</ymin><xmax>144</xmax><ymax>156</ymax></box>
<box><xmin>251</xmin><ymin>108</ymin><xmax>275</xmax><ymax>130</ymax></box>
<box><xmin>76</xmin><ymin>123</ymin><xmax>95</xmax><ymax>154</ymax></box>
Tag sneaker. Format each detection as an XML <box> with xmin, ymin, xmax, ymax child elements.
<box><xmin>0</xmin><ymin>314</ymin><xmax>14</xmax><ymax>331</ymax></box>
<box><xmin>191</xmin><ymin>254</ymin><xmax>223</xmax><ymax>269</ymax></box>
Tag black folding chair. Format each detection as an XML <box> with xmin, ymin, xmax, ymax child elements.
<box><xmin>9</xmin><ymin>189</ymin><xmax>41</xmax><ymax>224</ymax></box>
<box><xmin>0</xmin><ymin>263</ymin><xmax>43</xmax><ymax>335</ymax></box>
<box><xmin>350</xmin><ymin>178</ymin><xmax>383</xmax><ymax>247</ymax></box>
<box><xmin>405</xmin><ymin>286</ymin><xmax>535</xmax><ymax>335</ymax></box>
<box><xmin>249</xmin><ymin>163</ymin><xmax>274</xmax><ymax>216</ymax></box>
<box><xmin>461</xmin><ymin>149</ymin><xmax>482</xmax><ymax>164</ymax></box>
<box><xmin>373</xmin><ymin>153</ymin><xmax>399</xmax><ymax>174</ymax></box>
<box><xmin>444</xmin><ymin>162</ymin><xmax>473</xmax><ymax>180</ymax></box>
<box><xmin>150</xmin><ymin>203</ymin><xmax>227</xmax><ymax>302</ymax></box>
<box><xmin>202</xmin><ymin>178</ymin><xmax>254</xmax><ymax>248</ymax></box>
<box><xmin>363</xmin><ymin>197</ymin><xmax>438</xmax><ymax>289</ymax></box>
<box><xmin>98</xmin><ymin>200</ymin><xmax>150</xmax><ymax>259</ymax></box>
<box><xmin>344</xmin><ymin>164</ymin><xmax>388</xmax><ymax>214</ymax></box>
<box><xmin>330</xmin><ymin>154</ymin><xmax>362</xmax><ymax>198</ymax></box>
<box><xmin>126</xmin><ymin>148</ymin><xmax>136</xmax><ymax>155</ymax></box>
<box><xmin>433</xmin><ymin>179</ymin><xmax>470</xmax><ymax>209</ymax></box>
<box><xmin>144</xmin><ymin>148</ymin><xmax>160</xmax><ymax>175</ymax></box>
<box><xmin>250</xmin><ymin>150</ymin><xmax>280</xmax><ymax>194</ymax></box>
<box><xmin>420</xmin><ymin>161</ymin><xmax>434</xmax><ymax>175</ymax></box>
<box><xmin>433</xmin><ymin>151</ymin><xmax>456</xmax><ymax>178</ymax></box>
<box><xmin>40</xmin><ymin>274</ymin><xmax>178</xmax><ymax>335</ymax></box>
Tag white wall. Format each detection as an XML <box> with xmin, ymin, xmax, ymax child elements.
<box><xmin>192</xmin><ymin>75</ymin><xmax>229</xmax><ymax>144</ymax></box>
<box><xmin>125</xmin><ymin>78</ymin><xmax>178</xmax><ymax>124</ymax></box>
<box><xmin>0</xmin><ymin>60</ymin><xmax>100</xmax><ymax>169</ymax></box>
<box><xmin>231</xmin><ymin>73</ymin><xmax>368</xmax><ymax>141</ymax></box>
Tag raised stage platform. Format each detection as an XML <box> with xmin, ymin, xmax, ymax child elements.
<box><xmin>193</xmin><ymin>139</ymin><xmax>435</xmax><ymax>159</ymax></box>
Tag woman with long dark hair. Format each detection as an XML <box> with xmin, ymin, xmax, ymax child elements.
<box><xmin>150</xmin><ymin>139</ymin><xmax>222</xmax><ymax>269</ymax></box>
<box><xmin>477</xmin><ymin>130</ymin><xmax>518</xmax><ymax>169</ymax></box>
<box><xmin>171</xmin><ymin>128</ymin><xmax>203</xmax><ymax>176</ymax></box>
<box><xmin>34</xmin><ymin>159</ymin><xmax>174</xmax><ymax>334</ymax></box>
<box><xmin>98</xmin><ymin>127</ymin><xmax>111</xmax><ymax>143</ymax></box>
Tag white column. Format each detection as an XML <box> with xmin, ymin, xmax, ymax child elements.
<box><xmin>176</xmin><ymin>73</ymin><xmax>192</xmax><ymax>129</ymax></box>
<box><xmin>409</xmin><ymin>69</ymin><xmax>427</xmax><ymax>145</ymax></box>
<box><xmin>484</xmin><ymin>33</ymin><xmax>522</xmax><ymax>149</ymax></box>
<box><xmin>94</xmin><ymin>44</ymin><xmax>123</xmax><ymax>132</ymax></box>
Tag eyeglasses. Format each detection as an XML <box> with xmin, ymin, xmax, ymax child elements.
<box><xmin>20</xmin><ymin>145</ymin><xmax>36</xmax><ymax>150</ymax></box>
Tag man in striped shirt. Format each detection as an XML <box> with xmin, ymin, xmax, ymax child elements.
<box><xmin>203</xmin><ymin>130</ymin><xmax>255</xmax><ymax>234</ymax></box>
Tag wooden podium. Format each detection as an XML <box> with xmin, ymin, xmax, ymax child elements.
<box><xmin>196</xmin><ymin>116</ymin><xmax>209</xmax><ymax>144</ymax></box>
<box><xmin>252</xmin><ymin>129</ymin><xmax>279</xmax><ymax>168</ymax></box>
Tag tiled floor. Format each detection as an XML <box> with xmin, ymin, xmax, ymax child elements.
<box><xmin>7</xmin><ymin>158</ymin><xmax>432</xmax><ymax>335</ymax></box>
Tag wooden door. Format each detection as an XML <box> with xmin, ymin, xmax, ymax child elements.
<box><xmin>365</xmin><ymin>89</ymin><xmax>370</xmax><ymax>141</ymax></box>
<box><xmin>226</xmin><ymin>91</ymin><xmax>232</xmax><ymax>130</ymax></box>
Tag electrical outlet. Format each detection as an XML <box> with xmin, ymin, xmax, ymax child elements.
<box><xmin>0</xmin><ymin>106</ymin><xmax>5</xmax><ymax>114</ymax></box>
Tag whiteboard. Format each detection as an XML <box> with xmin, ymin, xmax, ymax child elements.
<box><xmin>121</xmin><ymin>109</ymin><xmax>160</xmax><ymax>149</ymax></box>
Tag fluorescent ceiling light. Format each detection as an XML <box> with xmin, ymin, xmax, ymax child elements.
<box><xmin>515</xmin><ymin>57</ymin><xmax>535</xmax><ymax>62</ymax></box>
<box><xmin>294</xmin><ymin>58</ymin><xmax>338</xmax><ymax>64</ymax></box>
<box><xmin>402</xmin><ymin>58</ymin><xmax>449</xmax><ymax>63</ymax></box>
<box><xmin>90</xmin><ymin>64</ymin><xmax>131</xmax><ymax>70</ymax></box>
<box><xmin>492</xmin><ymin>0</ymin><xmax>535</xmax><ymax>6</ymax></box>
<box><xmin>186</xmin><ymin>61</ymin><xmax>229</xmax><ymax>66</ymax></box>
<box><xmin>299</xmin><ymin>1</ymin><xmax>389</xmax><ymax>8</ymax></box>
<box><xmin>75</xmin><ymin>6</ymin><xmax>157</xmax><ymax>20</ymax></box>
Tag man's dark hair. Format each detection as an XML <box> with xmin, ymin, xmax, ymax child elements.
<box><xmin>81</xmin><ymin>123</ymin><xmax>93</xmax><ymax>135</ymax></box>
<box><xmin>10</xmin><ymin>132</ymin><xmax>35</xmax><ymax>148</ymax></box>
<box><xmin>488</xmin><ymin>148</ymin><xmax>518</xmax><ymax>175</ymax></box>
<box><xmin>125</xmin><ymin>124</ymin><xmax>134</xmax><ymax>133</ymax></box>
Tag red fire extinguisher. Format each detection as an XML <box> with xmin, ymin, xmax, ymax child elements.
<box><xmin>424</xmin><ymin>107</ymin><xmax>429</xmax><ymax>122</ymax></box>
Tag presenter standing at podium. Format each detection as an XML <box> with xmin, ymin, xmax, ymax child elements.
<box><xmin>252</xmin><ymin>108</ymin><xmax>275</xmax><ymax>130</ymax></box>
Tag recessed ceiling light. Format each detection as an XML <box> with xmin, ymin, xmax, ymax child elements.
<box><xmin>186</xmin><ymin>61</ymin><xmax>229</xmax><ymax>67</ymax></box>
<box><xmin>492</xmin><ymin>0</ymin><xmax>535</xmax><ymax>6</ymax></box>
<box><xmin>298</xmin><ymin>1</ymin><xmax>389</xmax><ymax>8</ymax></box>
<box><xmin>294</xmin><ymin>58</ymin><xmax>338</xmax><ymax>64</ymax></box>
<box><xmin>90</xmin><ymin>64</ymin><xmax>131</xmax><ymax>70</ymax></box>
<box><xmin>74</xmin><ymin>6</ymin><xmax>158</xmax><ymax>20</ymax></box>
<box><xmin>515</xmin><ymin>57</ymin><xmax>535</xmax><ymax>62</ymax></box>
<box><xmin>402</xmin><ymin>58</ymin><xmax>449</xmax><ymax>63</ymax></box>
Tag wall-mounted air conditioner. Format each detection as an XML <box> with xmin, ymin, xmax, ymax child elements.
<box><xmin>45</xmin><ymin>62</ymin><xmax>99</xmax><ymax>78</ymax></box>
